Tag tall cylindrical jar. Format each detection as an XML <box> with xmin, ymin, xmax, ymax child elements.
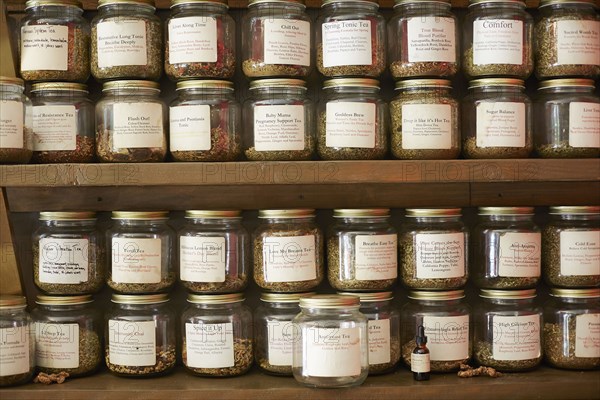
<box><xmin>0</xmin><ymin>296</ymin><xmax>35</xmax><ymax>387</ymax></box>
<box><xmin>0</xmin><ymin>77</ymin><xmax>32</xmax><ymax>164</ymax></box>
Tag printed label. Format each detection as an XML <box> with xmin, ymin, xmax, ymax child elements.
<box><xmin>262</xmin><ymin>235</ymin><xmax>316</xmax><ymax>282</ymax></box>
<box><xmin>407</xmin><ymin>17</ymin><xmax>456</xmax><ymax>63</ymax></box>
<box><xmin>180</xmin><ymin>236</ymin><xmax>226</xmax><ymax>283</ymax></box>
<box><xmin>415</xmin><ymin>232</ymin><xmax>465</xmax><ymax>279</ymax></box>
<box><xmin>401</xmin><ymin>104</ymin><xmax>452</xmax><ymax>149</ymax></box>
<box><xmin>476</xmin><ymin>102</ymin><xmax>526</xmax><ymax>148</ymax></box>
<box><xmin>326</xmin><ymin>102</ymin><xmax>376</xmax><ymax>148</ymax></box>
<box><xmin>556</xmin><ymin>20</ymin><xmax>600</xmax><ymax>66</ymax></box>
<box><xmin>569</xmin><ymin>103</ymin><xmax>600</xmax><ymax>148</ymax></box>
<box><xmin>35</xmin><ymin>322</ymin><xmax>79</xmax><ymax>369</ymax></box>
<box><xmin>113</xmin><ymin>103</ymin><xmax>163</xmax><ymax>149</ymax></box>
<box><xmin>473</xmin><ymin>19</ymin><xmax>523</xmax><ymax>65</ymax></box>
<box><xmin>185</xmin><ymin>323</ymin><xmax>234</xmax><ymax>368</ymax></box>
<box><xmin>492</xmin><ymin>314</ymin><xmax>540</xmax><ymax>360</ymax></box>
<box><xmin>304</xmin><ymin>327</ymin><xmax>361</xmax><ymax>377</ymax></box>
<box><xmin>322</xmin><ymin>20</ymin><xmax>372</xmax><ymax>67</ymax></box>
<box><xmin>411</xmin><ymin>352</ymin><xmax>430</xmax><ymax>373</ymax></box>
<box><xmin>108</xmin><ymin>320</ymin><xmax>156</xmax><ymax>366</ymax></box>
<box><xmin>96</xmin><ymin>20</ymin><xmax>147</xmax><ymax>68</ymax></box>
<box><xmin>0</xmin><ymin>101</ymin><xmax>24</xmax><ymax>149</ymax></box>
<box><xmin>21</xmin><ymin>25</ymin><xmax>68</xmax><ymax>71</ymax></box>
<box><xmin>170</xmin><ymin>105</ymin><xmax>211</xmax><ymax>151</ymax></box>
<box><xmin>423</xmin><ymin>315</ymin><xmax>469</xmax><ymax>361</ymax></box>
<box><xmin>254</xmin><ymin>105</ymin><xmax>305</xmax><ymax>151</ymax></box>
<box><xmin>560</xmin><ymin>231</ymin><xmax>600</xmax><ymax>276</ymax></box>
<box><xmin>32</xmin><ymin>105</ymin><xmax>77</xmax><ymax>151</ymax></box>
<box><xmin>267</xmin><ymin>320</ymin><xmax>297</xmax><ymax>366</ymax></box>
<box><xmin>38</xmin><ymin>238</ymin><xmax>89</xmax><ymax>284</ymax></box>
<box><xmin>368</xmin><ymin>319</ymin><xmax>391</xmax><ymax>365</ymax></box>
<box><xmin>575</xmin><ymin>314</ymin><xmax>600</xmax><ymax>358</ymax></box>
<box><xmin>498</xmin><ymin>232</ymin><xmax>541</xmax><ymax>278</ymax></box>
<box><xmin>355</xmin><ymin>234</ymin><xmax>397</xmax><ymax>281</ymax></box>
<box><xmin>0</xmin><ymin>326</ymin><xmax>30</xmax><ymax>376</ymax></box>
<box><xmin>168</xmin><ymin>16</ymin><xmax>217</xmax><ymax>64</ymax></box>
<box><xmin>264</xmin><ymin>19</ymin><xmax>310</xmax><ymax>66</ymax></box>
<box><xmin>111</xmin><ymin>237</ymin><xmax>162</xmax><ymax>284</ymax></box>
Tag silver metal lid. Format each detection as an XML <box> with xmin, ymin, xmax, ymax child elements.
<box><xmin>469</xmin><ymin>0</ymin><xmax>525</xmax><ymax>6</ymax></box>
<box><xmin>469</xmin><ymin>78</ymin><xmax>525</xmax><ymax>89</ymax></box>
<box><xmin>249</xmin><ymin>0</ymin><xmax>304</xmax><ymax>6</ymax></box>
<box><xmin>539</xmin><ymin>0</ymin><xmax>598</xmax><ymax>8</ymax></box>
<box><xmin>26</xmin><ymin>0</ymin><xmax>82</xmax><ymax>9</ymax></box>
<box><xmin>102</xmin><ymin>80</ymin><xmax>160</xmax><ymax>92</ymax></box>
<box><xmin>395</xmin><ymin>79</ymin><xmax>452</xmax><ymax>90</ymax></box>
<box><xmin>98</xmin><ymin>0</ymin><xmax>156</xmax><ymax>8</ymax></box>
<box><xmin>323</xmin><ymin>0</ymin><xmax>378</xmax><ymax>7</ymax></box>
<box><xmin>171</xmin><ymin>0</ymin><xmax>227</xmax><ymax>8</ymax></box>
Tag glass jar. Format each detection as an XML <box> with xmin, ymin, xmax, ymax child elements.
<box><xmin>242</xmin><ymin>0</ymin><xmax>312</xmax><ymax>78</ymax></box>
<box><xmin>30</xmin><ymin>82</ymin><xmax>95</xmax><ymax>163</ymax></box>
<box><xmin>462</xmin><ymin>78</ymin><xmax>533</xmax><ymax>159</ymax></box>
<box><xmin>106</xmin><ymin>211</ymin><xmax>176</xmax><ymax>294</ymax></box>
<box><xmin>327</xmin><ymin>209</ymin><xmax>397</xmax><ymax>291</ymax></box>
<box><xmin>178</xmin><ymin>210</ymin><xmax>249</xmax><ymax>293</ymax></box>
<box><xmin>463</xmin><ymin>0</ymin><xmax>533</xmax><ymax>79</ymax></box>
<box><xmin>534</xmin><ymin>0</ymin><xmax>600</xmax><ymax>79</ymax></box>
<box><xmin>32</xmin><ymin>295</ymin><xmax>102</xmax><ymax>377</ymax></box>
<box><xmin>253</xmin><ymin>209</ymin><xmax>324</xmax><ymax>292</ymax></box>
<box><xmin>165</xmin><ymin>0</ymin><xmax>235</xmax><ymax>80</ymax></box>
<box><xmin>0</xmin><ymin>296</ymin><xmax>34</xmax><ymax>387</ymax></box>
<box><xmin>534</xmin><ymin>79</ymin><xmax>600</xmax><ymax>158</ymax></box>
<box><xmin>474</xmin><ymin>289</ymin><xmax>543</xmax><ymax>371</ymax></box>
<box><xmin>399</xmin><ymin>208</ymin><xmax>468</xmax><ymax>290</ymax></box>
<box><xmin>292</xmin><ymin>295</ymin><xmax>369</xmax><ymax>388</ymax></box>
<box><xmin>388</xmin><ymin>0</ymin><xmax>459</xmax><ymax>79</ymax></box>
<box><xmin>316</xmin><ymin>0</ymin><xmax>386</xmax><ymax>78</ymax></box>
<box><xmin>544</xmin><ymin>288</ymin><xmax>600</xmax><ymax>370</ymax></box>
<box><xmin>181</xmin><ymin>293</ymin><xmax>253</xmax><ymax>377</ymax></box>
<box><xmin>390</xmin><ymin>79</ymin><xmax>460</xmax><ymax>160</ymax></box>
<box><xmin>32</xmin><ymin>211</ymin><xmax>105</xmax><ymax>295</ymax></box>
<box><xmin>243</xmin><ymin>79</ymin><xmax>314</xmax><ymax>161</ymax></box>
<box><xmin>96</xmin><ymin>80</ymin><xmax>167</xmax><ymax>163</ymax></box>
<box><xmin>401</xmin><ymin>290</ymin><xmax>471</xmax><ymax>372</ymax></box>
<box><xmin>91</xmin><ymin>0</ymin><xmax>162</xmax><ymax>81</ymax></box>
<box><xmin>543</xmin><ymin>206</ymin><xmax>600</xmax><ymax>288</ymax></box>
<box><xmin>0</xmin><ymin>77</ymin><xmax>32</xmax><ymax>164</ymax></box>
<box><xmin>317</xmin><ymin>78</ymin><xmax>388</xmax><ymax>160</ymax></box>
<box><xmin>472</xmin><ymin>207</ymin><xmax>541</xmax><ymax>290</ymax></box>
<box><xmin>169</xmin><ymin>80</ymin><xmax>241</xmax><ymax>162</ymax></box>
<box><xmin>20</xmin><ymin>0</ymin><xmax>90</xmax><ymax>82</ymax></box>
<box><xmin>105</xmin><ymin>294</ymin><xmax>176</xmax><ymax>377</ymax></box>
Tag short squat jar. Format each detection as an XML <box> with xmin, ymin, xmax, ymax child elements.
<box><xmin>32</xmin><ymin>295</ymin><xmax>102</xmax><ymax>377</ymax></box>
<box><xmin>472</xmin><ymin>207</ymin><xmax>541</xmax><ymax>290</ymax></box>
<box><xmin>0</xmin><ymin>77</ymin><xmax>32</xmax><ymax>164</ymax></box>
<box><xmin>292</xmin><ymin>295</ymin><xmax>369</xmax><ymax>388</ymax></box>
<box><xmin>327</xmin><ymin>209</ymin><xmax>398</xmax><ymax>291</ymax></box>
<box><xmin>0</xmin><ymin>296</ymin><xmax>34</xmax><ymax>387</ymax></box>
<box><xmin>181</xmin><ymin>293</ymin><xmax>253</xmax><ymax>377</ymax></box>
<box><xmin>106</xmin><ymin>211</ymin><xmax>176</xmax><ymax>294</ymax></box>
<box><xmin>462</xmin><ymin>78</ymin><xmax>533</xmax><ymax>159</ymax></box>
<box><xmin>178</xmin><ymin>210</ymin><xmax>249</xmax><ymax>293</ymax></box>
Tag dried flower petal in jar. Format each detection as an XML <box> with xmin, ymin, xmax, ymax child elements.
<box><xmin>0</xmin><ymin>296</ymin><xmax>35</xmax><ymax>387</ymax></box>
<box><xmin>0</xmin><ymin>77</ymin><xmax>32</xmax><ymax>164</ymax></box>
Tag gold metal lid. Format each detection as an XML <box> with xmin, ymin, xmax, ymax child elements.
<box><xmin>538</xmin><ymin>79</ymin><xmax>595</xmax><ymax>90</ymax></box>
<box><xmin>395</xmin><ymin>79</ymin><xmax>452</xmax><ymax>90</ymax></box>
<box><xmin>185</xmin><ymin>210</ymin><xmax>241</xmax><ymax>219</ymax></box>
<box><xmin>407</xmin><ymin>290</ymin><xmax>465</xmax><ymax>301</ymax></box>
<box><xmin>258</xmin><ymin>209</ymin><xmax>315</xmax><ymax>218</ymax></box>
<box><xmin>469</xmin><ymin>0</ymin><xmax>525</xmax><ymax>5</ymax></box>
<box><xmin>111</xmin><ymin>211</ymin><xmax>169</xmax><ymax>220</ymax></box>
<box><xmin>25</xmin><ymin>0</ymin><xmax>82</xmax><ymax>9</ymax></box>
<box><xmin>333</xmin><ymin>209</ymin><xmax>390</xmax><ymax>218</ymax></box>
<box><xmin>478</xmin><ymin>207</ymin><xmax>534</xmax><ymax>215</ymax></box>
<box><xmin>102</xmin><ymin>80</ymin><xmax>160</xmax><ymax>92</ymax></box>
<box><xmin>479</xmin><ymin>289</ymin><xmax>537</xmax><ymax>299</ymax></box>
<box><xmin>31</xmin><ymin>82</ymin><xmax>88</xmax><ymax>93</ymax></box>
<box><xmin>323</xmin><ymin>0</ymin><xmax>378</xmax><ymax>7</ymax></box>
<box><xmin>98</xmin><ymin>0</ymin><xmax>155</xmax><ymax>8</ymax></box>
<box><xmin>249</xmin><ymin>0</ymin><xmax>304</xmax><ymax>6</ymax></box>
<box><xmin>111</xmin><ymin>294</ymin><xmax>169</xmax><ymax>304</ymax></box>
<box><xmin>323</xmin><ymin>78</ymin><xmax>379</xmax><ymax>90</ymax></box>
<box><xmin>39</xmin><ymin>211</ymin><xmax>96</xmax><ymax>220</ymax></box>
<box><xmin>540</xmin><ymin>0</ymin><xmax>598</xmax><ymax>7</ymax></box>
<box><xmin>171</xmin><ymin>0</ymin><xmax>227</xmax><ymax>7</ymax></box>
<box><xmin>187</xmin><ymin>293</ymin><xmax>245</xmax><ymax>304</ymax></box>
<box><xmin>405</xmin><ymin>208</ymin><xmax>462</xmax><ymax>217</ymax></box>
<box><xmin>299</xmin><ymin>294</ymin><xmax>360</xmax><ymax>308</ymax></box>
<box><xmin>0</xmin><ymin>76</ymin><xmax>24</xmax><ymax>88</ymax></box>
<box><xmin>337</xmin><ymin>291</ymin><xmax>393</xmax><ymax>302</ymax></box>
<box><xmin>395</xmin><ymin>0</ymin><xmax>450</xmax><ymax>6</ymax></box>
<box><xmin>176</xmin><ymin>80</ymin><xmax>234</xmax><ymax>91</ymax></box>
<box><xmin>550</xmin><ymin>288</ymin><xmax>600</xmax><ymax>299</ymax></box>
<box><xmin>260</xmin><ymin>292</ymin><xmax>316</xmax><ymax>303</ymax></box>
<box><xmin>249</xmin><ymin>79</ymin><xmax>306</xmax><ymax>90</ymax></box>
<box><xmin>36</xmin><ymin>295</ymin><xmax>93</xmax><ymax>305</ymax></box>
<box><xmin>469</xmin><ymin>78</ymin><xmax>525</xmax><ymax>89</ymax></box>
<box><xmin>0</xmin><ymin>295</ymin><xmax>27</xmax><ymax>309</ymax></box>
<box><xmin>549</xmin><ymin>206</ymin><xmax>600</xmax><ymax>215</ymax></box>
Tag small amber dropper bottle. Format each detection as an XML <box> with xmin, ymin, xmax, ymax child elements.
<box><xmin>411</xmin><ymin>325</ymin><xmax>430</xmax><ymax>381</ymax></box>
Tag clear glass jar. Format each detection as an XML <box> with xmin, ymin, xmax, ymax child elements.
<box><xmin>169</xmin><ymin>80</ymin><xmax>241</xmax><ymax>162</ymax></box>
<box><xmin>292</xmin><ymin>295</ymin><xmax>369</xmax><ymax>388</ymax></box>
<box><xmin>316</xmin><ymin>0</ymin><xmax>385</xmax><ymax>78</ymax></box>
<box><xmin>181</xmin><ymin>293</ymin><xmax>253</xmax><ymax>377</ymax></box>
<box><xmin>472</xmin><ymin>207</ymin><xmax>541</xmax><ymax>290</ymax></box>
<box><xmin>96</xmin><ymin>80</ymin><xmax>167</xmax><ymax>163</ymax></box>
<box><xmin>544</xmin><ymin>288</ymin><xmax>600</xmax><ymax>370</ymax></box>
<box><xmin>388</xmin><ymin>0</ymin><xmax>459</xmax><ymax>79</ymax></box>
<box><xmin>105</xmin><ymin>294</ymin><xmax>176</xmax><ymax>377</ymax></box>
<box><xmin>0</xmin><ymin>77</ymin><xmax>32</xmax><ymax>164</ymax></box>
<box><xmin>0</xmin><ymin>296</ymin><xmax>34</xmax><ymax>387</ymax></box>
<box><xmin>474</xmin><ymin>289</ymin><xmax>543</xmax><ymax>371</ymax></box>
<box><xmin>242</xmin><ymin>0</ymin><xmax>312</xmax><ymax>78</ymax></box>
<box><xmin>463</xmin><ymin>0</ymin><xmax>533</xmax><ymax>79</ymax></box>
<box><xmin>534</xmin><ymin>79</ymin><xmax>600</xmax><ymax>158</ymax></box>
<box><xmin>178</xmin><ymin>210</ymin><xmax>249</xmax><ymax>293</ymax></box>
<box><xmin>534</xmin><ymin>0</ymin><xmax>600</xmax><ymax>79</ymax></box>
<box><xmin>390</xmin><ymin>79</ymin><xmax>460</xmax><ymax>160</ymax></box>
<box><xmin>32</xmin><ymin>211</ymin><xmax>105</xmax><ymax>295</ymax></box>
<box><xmin>401</xmin><ymin>290</ymin><xmax>471</xmax><ymax>372</ymax></box>
<box><xmin>317</xmin><ymin>78</ymin><xmax>388</xmax><ymax>160</ymax></box>
<box><xmin>399</xmin><ymin>208</ymin><xmax>468</xmax><ymax>290</ymax></box>
<box><xmin>327</xmin><ymin>209</ymin><xmax>397</xmax><ymax>291</ymax></box>
<box><xmin>462</xmin><ymin>78</ymin><xmax>533</xmax><ymax>158</ymax></box>
<box><xmin>19</xmin><ymin>0</ymin><xmax>90</xmax><ymax>82</ymax></box>
<box><xmin>106</xmin><ymin>211</ymin><xmax>176</xmax><ymax>294</ymax></box>
<box><xmin>253</xmin><ymin>209</ymin><xmax>324</xmax><ymax>292</ymax></box>
<box><xmin>30</xmin><ymin>82</ymin><xmax>95</xmax><ymax>163</ymax></box>
<box><xmin>243</xmin><ymin>79</ymin><xmax>314</xmax><ymax>161</ymax></box>
<box><xmin>32</xmin><ymin>295</ymin><xmax>102</xmax><ymax>377</ymax></box>
<box><xmin>543</xmin><ymin>206</ymin><xmax>600</xmax><ymax>288</ymax></box>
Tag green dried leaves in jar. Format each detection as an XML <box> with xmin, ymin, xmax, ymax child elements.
<box><xmin>0</xmin><ymin>77</ymin><xmax>33</xmax><ymax>164</ymax></box>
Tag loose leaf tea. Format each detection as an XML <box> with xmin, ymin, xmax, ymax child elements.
<box><xmin>106</xmin><ymin>345</ymin><xmax>176</xmax><ymax>376</ymax></box>
<box><xmin>544</xmin><ymin>321</ymin><xmax>600</xmax><ymax>370</ymax></box>
<box><xmin>183</xmin><ymin>338</ymin><xmax>253</xmax><ymax>376</ymax></box>
<box><xmin>474</xmin><ymin>341</ymin><xmax>541</xmax><ymax>372</ymax></box>
<box><xmin>402</xmin><ymin>339</ymin><xmax>468</xmax><ymax>372</ymax></box>
<box><xmin>37</xmin><ymin>329</ymin><xmax>101</xmax><ymax>377</ymax></box>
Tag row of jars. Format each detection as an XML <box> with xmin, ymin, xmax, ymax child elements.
<box><xmin>17</xmin><ymin>0</ymin><xmax>600</xmax><ymax>83</ymax></box>
<box><xmin>2</xmin><ymin>76</ymin><xmax>599</xmax><ymax>164</ymax></box>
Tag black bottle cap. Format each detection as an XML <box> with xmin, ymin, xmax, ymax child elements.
<box><xmin>416</xmin><ymin>325</ymin><xmax>427</xmax><ymax>345</ymax></box>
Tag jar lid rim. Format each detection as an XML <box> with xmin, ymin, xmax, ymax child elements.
<box><xmin>323</xmin><ymin>0</ymin><xmax>379</xmax><ymax>7</ymax></box>
<box><xmin>171</xmin><ymin>0</ymin><xmax>228</xmax><ymax>7</ymax></box>
<box><xmin>333</xmin><ymin>209</ymin><xmax>390</xmax><ymax>218</ymax></box>
<box><xmin>249</xmin><ymin>79</ymin><xmax>307</xmax><ymax>89</ymax></box>
<box><xmin>538</xmin><ymin>78</ymin><xmax>595</xmax><ymax>89</ymax></box>
<box><xmin>39</xmin><ymin>211</ymin><xmax>96</xmax><ymax>220</ymax></box>
<box><xmin>260</xmin><ymin>292</ymin><xmax>316</xmax><ymax>303</ymax></box>
<box><xmin>184</xmin><ymin>210</ymin><xmax>241</xmax><ymax>218</ymax></box>
<box><xmin>539</xmin><ymin>0</ymin><xmax>598</xmax><ymax>7</ymax></box>
<box><xmin>395</xmin><ymin>79</ymin><xmax>452</xmax><ymax>90</ymax></box>
<box><xmin>36</xmin><ymin>295</ymin><xmax>94</xmax><ymax>305</ymax></box>
<box><xmin>405</xmin><ymin>208</ymin><xmax>462</xmax><ymax>217</ymax></box>
<box><xmin>0</xmin><ymin>295</ymin><xmax>27</xmax><ymax>309</ymax></box>
<box><xmin>478</xmin><ymin>206</ymin><xmax>535</xmax><ymax>215</ymax></box>
<box><xmin>407</xmin><ymin>290</ymin><xmax>465</xmax><ymax>300</ymax></box>
<box><xmin>112</xmin><ymin>211</ymin><xmax>169</xmax><ymax>219</ymax></box>
<box><xmin>0</xmin><ymin>76</ymin><xmax>25</xmax><ymax>87</ymax></box>
<box><xmin>187</xmin><ymin>293</ymin><xmax>245</xmax><ymax>304</ymax></box>
<box><xmin>337</xmin><ymin>291</ymin><xmax>393</xmax><ymax>302</ymax></box>
<box><xmin>31</xmin><ymin>82</ymin><xmax>88</xmax><ymax>93</ymax></box>
<box><xmin>176</xmin><ymin>80</ymin><xmax>234</xmax><ymax>91</ymax></box>
<box><xmin>258</xmin><ymin>209</ymin><xmax>315</xmax><ymax>218</ymax></box>
<box><xmin>249</xmin><ymin>0</ymin><xmax>305</xmax><ymax>6</ymax></box>
<box><xmin>394</xmin><ymin>0</ymin><xmax>450</xmax><ymax>6</ymax></box>
<box><xmin>26</xmin><ymin>0</ymin><xmax>82</xmax><ymax>9</ymax></box>
<box><xmin>299</xmin><ymin>294</ymin><xmax>360</xmax><ymax>308</ymax></box>
<box><xmin>323</xmin><ymin>78</ymin><xmax>380</xmax><ymax>89</ymax></box>
<box><xmin>550</xmin><ymin>288</ymin><xmax>600</xmax><ymax>298</ymax></box>
<box><xmin>479</xmin><ymin>289</ymin><xmax>536</xmax><ymax>299</ymax></box>
<box><xmin>111</xmin><ymin>294</ymin><xmax>169</xmax><ymax>304</ymax></box>
<box><xmin>469</xmin><ymin>0</ymin><xmax>525</xmax><ymax>5</ymax></box>
<box><xmin>102</xmin><ymin>80</ymin><xmax>160</xmax><ymax>92</ymax></box>
<box><xmin>98</xmin><ymin>0</ymin><xmax>155</xmax><ymax>8</ymax></box>
<box><xmin>469</xmin><ymin>78</ymin><xmax>525</xmax><ymax>88</ymax></box>
<box><xmin>549</xmin><ymin>206</ymin><xmax>600</xmax><ymax>215</ymax></box>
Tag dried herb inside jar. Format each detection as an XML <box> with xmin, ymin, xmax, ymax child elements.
<box><xmin>32</xmin><ymin>135</ymin><xmax>95</xmax><ymax>164</ymax></box>
<box><xmin>106</xmin><ymin>345</ymin><xmax>176</xmax><ymax>376</ymax></box>
<box><xmin>38</xmin><ymin>328</ymin><xmax>101</xmax><ymax>377</ymax></box>
<box><xmin>0</xmin><ymin>128</ymin><xmax>33</xmax><ymax>164</ymax></box>
<box><xmin>369</xmin><ymin>337</ymin><xmax>401</xmax><ymax>375</ymax></box>
<box><xmin>544</xmin><ymin>321</ymin><xmax>600</xmax><ymax>370</ymax></box>
<box><xmin>463</xmin><ymin>136</ymin><xmax>532</xmax><ymax>159</ymax></box>
<box><xmin>182</xmin><ymin>338</ymin><xmax>253</xmax><ymax>376</ymax></box>
<box><xmin>402</xmin><ymin>339</ymin><xmax>468</xmax><ymax>372</ymax></box>
<box><xmin>96</xmin><ymin>125</ymin><xmax>166</xmax><ymax>163</ymax></box>
<box><xmin>108</xmin><ymin>272</ymin><xmax>176</xmax><ymax>294</ymax></box>
<box><xmin>390</xmin><ymin>61</ymin><xmax>458</xmax><ymax>79</ymax></box>
<box><xmin>166</xmin><ymin>47</ymin><xmax>235</xmax><ymax>80</ymax></box>
<box><xmin>182</xmin><ymin>274</ymin><xmax>247</xmax><ymax>294</ymax></box>
<box><xmin>463</xmin><ymin>47</ymin><xmax>533</xmax><ymax>79</ymax></box>
<box><xmin>244</xmin><ymin>137</ymin><xmax>314</xmax><ymax>162</ymax></box>
<box><xmin>474</xmin><ymin>340</ymin><xmax>540</xmax><ymax>371</ymax></box>
<box><xmin>171</xmin><ymin>126</ymin><xmax>241</xmax><ymax>162</ymax></box>
<box><xmin>0</xmin><ymin>339</ymin><xmax>35</xmax><ymax>387</ymax></box>
<box><xmin>536</xmin><ymin>142</ymin><xmax>600</xmax><ymax>159</ymax></box>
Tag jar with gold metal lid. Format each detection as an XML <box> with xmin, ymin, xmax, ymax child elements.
<box><xmin>0</xmin><ymin>77</ymin><xmax>33</xmax><ymax>164</ymax></box>
<box><xmin>0</xmin><ymin>296</ymin><xmax>35</xmax><ymax>387</ymax></box>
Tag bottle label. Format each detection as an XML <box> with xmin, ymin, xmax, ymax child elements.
<box><xmin>559</xmin><ymin>231</ymin><xmax>600</xmax><ymax>276</ymax></box>
<box><xmin>401</xmin><ymin>104</ymin><xmax>452</xmax><ymax>149</ymax></box>
<box><xmin>498</xmin><ymin>232</ymin><xmax>541</xmax><ymax>278</ymax></box>
<box><xmin>185</xmin><ymin>322</ymin><xmax>234</xmax><ymax>368</ymax></box>
<box><xmin>254</xmin><ymin>105</ymin><xmax>305</xmax><ymax>151</ymax></box>
<box><xmin>422</xmin><ymin>315</ymin><xmax>469</xmax><ymax>361</ymax></box>
<box><xmin>264</xmin><ymin>19</ymin><xmax>310</xmax><ymax>67</ymax></box>
<box><xmin>267</xmin><ymin>320</ymin><xmax>296</xmax><ymax>366</ymax></box>
<box><xmin>492</xmin><ymin>314</ymin><xmax>540</xmax><ymax>360</ymax></box>
<box><xmin>472</xmin><ymin>19</ymin><xmax>523</xmax><ymax>65</ymax></box>
<box><xmin>20</xmin><ymin>25</ymin><xmax>68</xmax><ymax>71</ymax></box>
<box><xmin>407</xmin><ymin>17</ymin><xmax>456</xmax><ymax>63</ymax></box>
<box><xmin>0</xmin><ymin>326</ymin><xmax>30</xmax><ymax>376</ymax></box>
<box><xmin>322</xmin><ymin>20</ymin><xmax>372</xmax><ymax>67</ymax></box>
<box><xmin>575</xmin><ymin>313</ymin><xmax>600</xmax><ymax>358</ymax></box>
<box><xmin>168</xmin><ymin>16</ymin><xmax>217</xmax><ymax>64</ymax></box>
<box><xmin>35</xmin><ymin>322</ymin><xmax>79</xmax><ymax>369</ymax></box>
<box><xmin>180</xmin><ymin>236</ymin><xmax>226</xmax><ymax>283</ymax></box>
<box><xmin>304</xmin><ymin>327</ymin><xmax>361</xmax><ymax>377</ymax></box>
<box><xmin>411</xmin><ymin>352</ymin><xmax>430</xmax><ymax>373</ymax></box>
<box><xmin>0</xmin><ymin>101</ymin><xmax>24</xmax><ymax>149</ymax></box>
<box><xmin>262</xmin><ymin>235</ymin><xmax>316</xmax><ymax>282</ymax></box>
<box><xmin>32</xmin><ymin>105</ymin><xmax>77</xmax><ymax>151</ymax></box>
<box><xmin>368</xmin><ymin>319</ymin><xmax>391</xmax><ymax>365</ymax></box>
<box><xmin>38</xmin><ymin>238</ymin><xmax>89</xmax><ymax>284</ymax></box>
<box><xmin>476</xmin><ymin>102</ymin><xmax>526</xmax><ymax>148</ymax></box>
<box><xmin>111</xmin><ymin>237</ymin><xmax>162</xmax><ymax>284</ymax></box>
<box><xmin>355</xmin><ymin>234</ymin><xmax>397</xmax><ymax>280</ymax></box>
<box><xmin>96</xmin><ymin>20</ymin><xmax>148</xmax><ymax>68</ymax></box>
<box><xmin>569</xmin><ymin>102</ymin><xmax>600</xmax><ymax>148</ymax></box>
<box><xmin>555</xmin><ymin>20</ymin><xmax>600</xmax><ymax>66</ymax></box>
<box><xmin>108</xmin><ymin>320</ymin><xmax>156</xmax><ymax>366</ymax></box>
<box><xmin>415</xmin><ymin>232</ymin><xmax>466</xmax><ymax>279</ymax></box>
<box><xmin>170</xmin><ymin>105</ymin><xmax>212</xmax><ymax>151</ymax></box>
<box><xmin>113</xmin><ymin>103</ymin><xmax>164</xmax><ymax>149</ymax></box>
<box><xmin>326</xmin><ymin>102</ymin><xmax>376</xmax><ymax>148</ymax></box>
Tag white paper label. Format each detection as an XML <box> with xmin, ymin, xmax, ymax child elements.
<box><xmin>368</xmin><ymin>319</ymin><xmax>391</xmax><ymax>365</ymax></box>
<box><xmin>20</xmin><ymin>25</ymin><xmax>68</xmax><ymax>71</ymax></box>
<box><xmin>170</xmin><ymin>105</ymin><xmax>211</xmax><ymax>151</ymax></box>
<box><xmin>113</xmin><ymin>103</ymin><xmax>163</xmax><ymax>149</ymax></box>
<box><xmin>492</xmin><ymin>314</ymin><xmax>540</xmax><ymax>360</ymax></box>
<box><xmin>111</xmin><ymin>237</ymin><xmax>162</xmax><ymax>284</ymax></box>
<box><xmin>498</xmin><ymin>232</ymin><xmax>541</xmax><ymax>278</ymax></box>
<box><xmin>407</xmin><ymin>17</ymin><xmax>456</xmax><ymax>63</ymax></box>
<box><xmin>96</xmin><ymin>20</ymin><xmax>147</xmax><ymax>68</ymax></box>
<box><xmin>473</xmin><ymin>20</ymin><xmax>523</xmax><ymax>65</ymax></box>
<box><xmin>575</xmin><ymin>314</ymin><xmax>600</xmax><ymax>358</ymax></box>
<box><xmin>0</xmin><ymin>101</ymin><xmax>24</xmax><ymax>149</ymax></box>
<box><xmin>267</xmin><ymin>320</ymin><xmax>296</xmax><ymax>366</ymax></box>
<box><xmin>401</xmin><ymin>104</ymin><xmax>452</xmax><ymax>149</ymax></box>
<box><xmin>35</xmin><ymin>322</ymin><xmax>79</xmax><ymax>369</ymax></box>
<box><xmin>38</xmin><ymin>238</ymin><xmax>89</xmax><ymax>284</ymax></box>
<box><xmin>556</xmin><ymin>20</ymin><xmax>600</xmax><ymax>66</ymax></box>
<box><xmin>355</xmin><ymin>234</ymin><xmax>397</xmax><ymax>281</ymax></box>
<box><xmin>262</xmin><ymin>235</ymin><xmax>316</xmax><ymax>282</ymax></box>
<box><xmin>32</xmin><ymin>105</ymin><xmax>77</xmax><ymax>151</ymax></box>
<box><xmin>322</xmin><ymin>20</ymin><xmax>372</xmax><ymax>67</ymax></box>
<box><xmin>254</xmin><ymin>105</ymin><xmax>305</xmax><ymax>151</ymax></box>
<box><xmin>476</xmin><ymin>102</ymin><xmax>526</xmax><ymax>148</ymax></box>
<box><xmin>415</xmin><ymin>232</ymin><xmax>465</xmax><ymax>279</ymax></box>
<box><xmin>168</xmin><ymin>16</ymin><xmax>217</xmax><ymax>64</ymax></box>
<box><xmin>0</xmin><ymin>326</ymin><xmax>29</xmax><ymax>376</ymax></box>
<box><xmin>559</xmin><ymin>231</ymin><xmax>600</xmax><ymax>276</ymax></box>
<box><xmin>108</xmin><ymin>320</ymin><xmax>156</xmax><ymax>366</ymax></box>
<box><xmin>411</xmin><ymin>352</ymin><xmax>430</xmax><ymax>373</ymax></box>
<box><xmin>180</xmin><ymin>236</ymin><xmax>226</xmax><ymax>283</ymax></box>
<box><xmin>185</xmin><ymin>323</ymin><xmax>234</xmax><ymax>368</ymax></box>
<box><xmin>569</xmin><ymin>103</ymin><xmax>600</xmax><ymax>148</ymax></box>
<box><xmin>423</xmin><ymin>315</ymin><xmax>469</xmax><ymax>361</ymax></box>
<box><xmin>264</xmin><ymin>19</ymin><xmax>310</xmax><ymax>66</ymax></box>
<box><xmin>326</xmin><ymin>102</ymin><xmax>376</xmax><ymax>148</ymax></box>
<box><xmin>304</xmin><ymin>327</ymin><xmax>361</xmax><ymax>377</ymax></box>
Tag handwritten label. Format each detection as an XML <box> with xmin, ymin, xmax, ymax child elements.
<box><xmin>39</xmin><ymin>238</ymin><xmax>89</xmax><ymax>284</ymax></box>
<box><xmin>21</xmin><ymin>25</ymin><xmax>68</xmax><ymax>71</ymax></box>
